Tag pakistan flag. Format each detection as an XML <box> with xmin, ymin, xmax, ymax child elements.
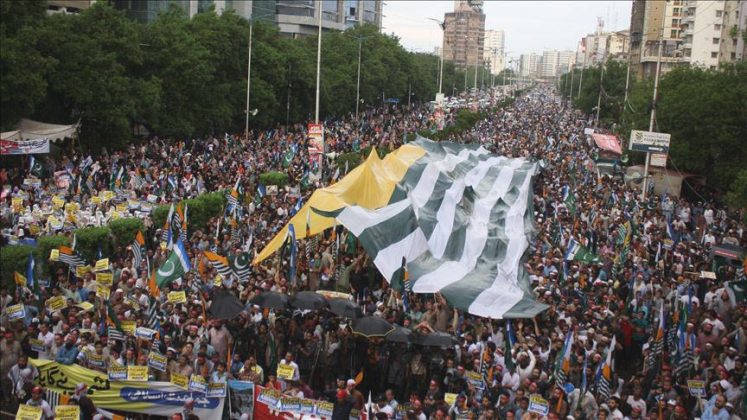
<box><xmin>155</xmin><ymin>239</ymin><xmax>192</xmax><ymax>287</ymax></box>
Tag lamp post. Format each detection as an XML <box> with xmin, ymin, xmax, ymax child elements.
<box><xmin>642</xmin><ymin>12</ymin><xmax>666</xmax><ymax>200</ymax></box>
<box><xmin>427</xmin><ymin>18</ymin><xmax>446</xmax><ymax>96</ymax></box>
<box><xmin>244</xmin><ymin>12</ymin><xmax>275</xmax><ymax>139</ymax></box>
<box><xmin>314</xmin><ymin>1</ymin><xmax>322</xmax><ymax>123</ymax></box>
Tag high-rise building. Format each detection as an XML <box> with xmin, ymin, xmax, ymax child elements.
<box><xmin>113</xmin><ymin>0</ymin><xmax>383</xmax><ymax>36</ymax></box>
<box><xmin>442</xmin><ymin>1</ymin><xmax>486</xmax><ymax>69</ymax></box>
<box><xmin>485</xmin><ymin>30</ymin><xmax>505</xmax><ymax>74</ymax></box>
<box><xmin>519</xmin><ymin>53</ymin><xmax>539</xmax><ymax>77</ymax></box>
<box><xmin>717</xmin><ymin>0</ymin><xmax>746</xmax><ymax>63</ymax></box>
<box><xmin>557</xmin><ymin>50</ymin><xmax>576</xmax><ymax>75</ymax></box>
<box><xmin>539</xmin><ymin>50</ymin><xmax>559</xmax><ymax>78</ymax></box>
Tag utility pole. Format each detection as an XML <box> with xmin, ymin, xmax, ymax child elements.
<box><xmin>314</xmin><ymin>2</ymin><xmax>322</xmax><ymax>123</ymax></box>
<box><xmin>595</xmin><ymin>58</ymin><xmax>604</xmax><ymax>127</ymax></box>
<box><xmin>356</xmin><ymin>37</ymin><xmax>362</xmax><ymax>120</ymax></box>
<box><xmin>244</xmin><ymin>21</ymin><xmax>254</xmax><ymax>139</ymax></box>
<box><xmin>642</xmin><ymin>16</ymin><xmax>666</xmax><ymax>200</ymax></box>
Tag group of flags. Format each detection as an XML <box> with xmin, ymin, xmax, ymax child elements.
<box><xmin>160</xmin><ymin>203</ymin><xmax>188</xmax><ymax>248</ymax></box>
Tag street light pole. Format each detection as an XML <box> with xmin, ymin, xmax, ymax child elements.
<box><xmin>314</xmin><ymin>2</ymin><xmax>322</xmax><ymax>123</ymax></box>
<box><xmin>355</xmin><ymin>37</ymin><xmax>362</xmax><ymax>120</ymax></box>
<box><xmin>244</xmin><ymin>21</ymin><xmax>254</xmax><ymax>139</ymax></box>
<box><xmin>642</xmin><ymin>16</ymin><xmax>666</xmax><ymax>200</ymax></box>
<box><xmin>474</xmin><ymin>35</ymin><xmax>479</xmax><ymax>90</ymax></box>
<box><xmin>427</xmin><ymin>18</ymin><xmax>445</xmax><ymax>96</ymax></box>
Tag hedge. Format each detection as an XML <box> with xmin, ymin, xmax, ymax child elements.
<box><xmin>0</xmin><ymin>245</ymin><xmax>33</xmax><ymax>289</ymax></box>
<box><xmin>259</xmin><ymin>171</ymin><xmax>290</xmax><ymax>188</ymax></box>
<box><xmin>108</xmin><ymin>218</ymin><xmax>145</xmax><ymax>248</ymax></box>
<box><xmin>152</xmin><ymin>191</ymin><xmax>226</xmax><ymax>234</ymax></box>
<box><xmin>34</xmin><ymin>235</ymin><xmax>70</xmax><ymax>278</ymax></box>
<box><xmin>74</xmin><ymin>227</ymin><xmax>112</xmax><ymax>262</ymax></box>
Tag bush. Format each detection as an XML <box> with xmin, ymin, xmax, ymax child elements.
<box><xmin>74</xmin><ymin>227</ymin><xmax>112</xmax><ymax>262</ymax></box>
<box><xmin>259</xmin><ymin>171</ymin><xmax>290</xmax><ymax>188</ymax></box>
<box><xmin>152</xmin><ymin>192</ymin><xmax>226</xmax><ymax>234</ymax></box>
<box><xmin>35</xmin><ymin>235</ymin><xmax>71</xmax><ymax>277</ymax></box>
<box><xmin>0</xmin><ymin>245</ymin><xmax>33</xmax><ymax>289</ymax></box>
<box><xmin>108</xmin><ymin>218</ymin><xmax>145</xmax><ymax>248</ymax></box>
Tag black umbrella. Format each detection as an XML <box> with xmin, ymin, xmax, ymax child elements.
<box><xmin>291</xmin><ymin>291</ymin><xmax>329</xmax><ymax>311</ymax></box>
<box><xmin>385</xmin><ymin>325</ymin><xmax>414</xmax><ymax>344</ymax></box>
<box><xmin>413</xmin><ymin>331</ymin><xmax>458</xmax><ymax>347</ymax></box>
<box><xmin>249</xmin><ymin>291</ymin><xmax>290</xmax><ymax>311</ymax></box>
<box><xmin>352</xmin><ymin>316</ymin><xmax>395</xmax><ymax>338</ymax></box>
<box><xmin>209</xmin><ymin>290</ymin><xmax>245</xmax><ymax>320</ymax></box>
<box><xmin>327</xmin><ymin>298</ymin><xmax>363</xmax><ymax>319</ymax></box>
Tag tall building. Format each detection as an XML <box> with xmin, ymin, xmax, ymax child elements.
<box><xmin>538</xmin><ymin>50</ymin><xmax>559</xmax><ymax>78</ymax></box>
<box><xmin>557</xmin><ymin>50</ymin><xmax>576</xmax><ymax>75</ymax></box>
<box><xmin>519</xmin><ymin>53</ymin><xmax>539</xmax><ymax>77</ymax></box>
<box><xmin>485</xmin><ymin>30</ymin><xmax>505</xmax><ymax>74</ymax></box>
<box><xmin>113</xmin><ymin>0</ymin><xmax>383</xmax><ymax>36</ymax></box>
<box><xmin>442</xmin><ymin>1</ymin><xmax>486</xmax><ymax>69</ymax></box>
<box><xmin>718</xmin><ymin>0</ymin><xmax>746</xmax><ymax>63</ymax></box>
<box><xmin>606</xmin><ymin>30</ymin><xmax>631</xmax><ymax>60</ymax></box>
<box><xmin>47</xmin><ymin>0</ymin><xmax>97</xmax><ymax>14</ymax></box>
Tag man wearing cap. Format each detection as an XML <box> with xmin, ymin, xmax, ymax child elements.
<box><xmin>56</xmin><ymin>333</ymin><xmax>80</xmax><ymax>365</ymax></box>
<box><xmin>346</xmin><ymin>378</ymin><xmax>365</xmax><ymax>410</ymax></box>
<box><xmin>25</xmin><ymin>386</ymin><xmax>54</xmax><ymax>420</ymax></box>
<box><xmin>332</xmin><ymin>389</ymin><xmax>352</xmax><ymax>420</ymax></box>
<box><xmin>702</xmin><ymin>393</ymin><xmax>729</xmax><ymax>420</ymax></box>
<box><xmin>70</xmin><ymin>383</ymin><xmax>97</xmax><ymax>420</ymax></box>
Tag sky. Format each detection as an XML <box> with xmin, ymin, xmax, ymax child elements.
<box><xmin>382</xmin><ymin>1</ymin><xmax>633</xmax><ymax>56</ymax></box>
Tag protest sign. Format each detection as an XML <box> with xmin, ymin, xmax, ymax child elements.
<box><xmin>96</xmin><ymin>272</ymin><xmax>113</xmax><ymax>286</ymax></box>
<box><xmin>50</xmin><ymin>249</ymin><xmax>59</xmax><ymax>261</ymax></box>
<box><xmin>207</xmin><ymin>382</ymin><xmax>227</xmax><ymax>398</ymax></box>
<box><xmin>76</xmin><ymin>301</ymin><xmax>94</xmax><ymax>312</ymax></box>
<box><xmin>148</xmin><ymin>352</ymin><xmax>167</xmax><ymax>372</ymax></box>
<box><xmin>168</xmin><ymin>290</ymin><xmax>187</xmax><ymax>305</ymax></box>
<box><xmin>108</xmin><ymin>366</ymin><xmax>128</xmax><ymax>381</ymax></box>
<box><xmin>276</xmin><ymin>363</ymin><xmax>296</xmax><ymax>380</ymax></box>
<box><xmin>316</xmin><ymin>401</ymin><xmax>333</xmax><ymax>417</ymax></box>
<box><xmin>94</xmin><ymin>258</ymin><xmax>109</xmax><ymax>272</ymax></box>
<box><xmin>228</xmin><ymin>380</ymin><xmax>254</xmax><ymax>420</ymax></box>
<box><xmin>687</xmin><ymin>380</ymin><xmax>706</xmax><ymax>397</ymax></box>
<box><xmin>97</xmin><ymin>284</ymin><xmax>110</xmax><ymax>299</ymax></box>
<box><xmin>46</xmin><ymin>296</ymin><xmax>66</xmax><ymax>311</ymax></box>
<box><xmin>528</xmin><ymin>394</ymin><xmax>550</xmax><ymax>416</ymax></box>
<box><xmin>465</xmin><ymin>370</ymin><xmax>484</xmax><ymax>389</ymax></box>
<box><xmin>16</xmin><ymin>404</ymin><xmax>42</xmax><ymax>420</ymax></box>
<box><xmin>30</xmin><ymin>338</ymin><xmax>46</xmax><ymax>353</ymax></box>
<box><xmin>6</xmin><ymin>303</ymin><xmax>26</xmax><ymax>320</ymax></box>
<box><xmin>86</xmin><ymin>352</ymin><xmax>106</xmax><ymax>370</ymax></box>
<box><xmin>444</xmin><ymin>393</ymin><xmax>457</xmax><ymax>406</ymax></box>
<box><xmin>300</xmin><ymin>399</ymin><xmax>315</xmax><ymax>415</ymax></box>
<box><xmin>136</xmin><ymin>327</ymin><xmax>157</xmax><ymax>340</ymax></box>
<box><xmin>54</xmin><ymin>405</ymin><xmax>80</xmax><ymax>420</ymax></box>
<box><xmin>189</xmin><ymin>374</ymin><xmax>208</xmax><ymax>394</ymax></box>
<box><xmin>170</xmin><ymin>372</ymin><xmax>188</xmax><ymax>389</ymax></box>
<box><xmin>279</xmin><ymin>396</ymin><xmax>301</xmax><ymax>412</ymax></box>
<box><xmin>127</xmin><ymin>366</ymin><xmax>148</xmax><ymax>381</ymax></box>
<box><xmin>76</xmin><ymin>265</ymin><xmax>91</xmax><ymax>278</ymax></box>
<box><xmin>256</xmin><ymin>388</ymin><xmax>281</xmax><ymax>407</ymax></box>
<box><xmin>120</xmin><ymin>321</ymin><xmax>136</xmax><ymax>336</ymax></box>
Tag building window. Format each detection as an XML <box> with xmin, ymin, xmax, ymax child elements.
<box><xmin>713</xmin><ymin>38</ymin><xmax>720</xmax><ymax>44</ymax></box>
<box><xmin>711</xmin><ymin>52</ymin><xmax>718</xmax><ymax>58</ymax></box>
<box><xmin>714</xmin><ymin>24</ymin><xmax>721</xmax><ymax>31</ymax></box>
<box><xmin>732</xmin><ymin>52</ymin><xmax>737</xmax><ymax>59</ymax></box>
<box><xmin>671</xmin><ymin>29</ymin><xmax>679</xmax><ymax>38</ymax></box>
<box><xmin>715</xmin><ymin>10</ymin><xmax>722</xmax><ymax>17</ymax></box>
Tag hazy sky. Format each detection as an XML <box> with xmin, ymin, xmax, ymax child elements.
<box><xmin>382</xmin><ymin>1</ymin><xmax>633</xmax><ymax>56</ymax></box>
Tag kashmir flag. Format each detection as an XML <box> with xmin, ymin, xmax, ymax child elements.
<box><xmin>596</xmin><ymin>335</ymin><xmax>615</xmax><ymax>401</ymax></box>
<box><xmin>204</xmin><ymin>251</ymin><xmax>232</xmax><ymax>279</ymax></box>
<box><xmin>148</xmin><ymin>267</ymin><xmax>160</xmax><ymax>298</ymax></box>
<box><xmin>160</xmin><ymin>204</ymin><xmax>174</xmax><ymax>244</ymax></box>
<box><xmin>288</xmin><ymin>225</ymin><xmax>297</xmax><ymax>283</ymax></box>
<box><xmin>58</xmin><ymin>246</ymin><xmax>85</xmax><ymax>267</ymax></box>
<box><xmin>564</xmin><ymin>237</ymin><xmax>600</xmax><ymax>264</ymax></box>
<box><xmin>171</xmin><ymin>204</ymin><xmax>184</xmax><ymax>244</ymax></box>
<box><xmin>555</xmin><ymin>331</ymin><xmax>573</xmax><ymax>387</ymax></box>
<box><xmin>155</xmin><ymin>239</ymin><xmax>191</xmax><ymax>287</ymax></box>
<box><xmin>255</xmin><ymin>138</ymin><xmax>547</xmax><ymax>319</ymax></box>
<box><xmin>132</xmin><ymin>231</ymin><xmax>145</xmax><ymax>268</ymax></box>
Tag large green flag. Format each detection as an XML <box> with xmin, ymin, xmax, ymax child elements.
<box><xmin>564</xmin><ymin>238</ymin><xmax>600</xmax><ymax>264</ymax></box>
<box><xmin>155</xmin><ymin>239</ymin><xmax>192</xmax><ymax>287</ymax></box>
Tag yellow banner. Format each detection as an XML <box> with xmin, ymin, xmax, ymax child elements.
<box><xmin>91</xmin><ymin>196</ymin><xmax>102</xmax><ymax>205</ymax></box>
<box><xmin>101</xmin><ymin>190</ymin><xmax>115</xmax><ymax>201</ymax></box>
<box><xmin>76</xmin><ymin>301</ymin><xmax>94</xmax><ymax>312</ymax></box>
<box><xmin>116</xmin><ymin>203</ymin><xmax>128</xmax><ymax>213</ymax></box>
<box><xmin>97</xmin><ymin>284</ymin><xmax>111</xmax><ymax>300</ymax></box>
<box><xmin>12</xmin><ymin>197</ymin><xmax>24</xmax><ymax>213</ymax></box>
<box><xmin>46</xmin><ymin>295</ymin><xmax>66</xmax><ymax>311</ymax></box>
<box><xmin>16</xmin><ymin>404</ymin><xmax>42</xmax><ymax>420</ymax></box>
<box><xmin>95</xmin><ymin>258</ymin><xmax>110</xmax><ymax>272</ymax></box>
<box><xmin>171</xmin><ymin>372</ymin><xmax>188</xmax><ymax>389</ymax></box>
<box><xmin>277</xmin><ymin>363</ymin><xmax>296</xmax><ymax>380</ymax></box>
<box><xmin>50</xmin><ymin>249</ymin><xmax>59</xmax><ymax>261</ymax></box>
<box><xmin>65</xmin><ymin>202</ymin><xmax>79</xmax><ymax>214</ymax></box>
<box><xmin>168</xmin><ymin>290</ymin><xmax>187</xmax><ymax>305</ymax></box>
<box><xmin>29</xmin><ymin>359</ymin><xmax>224</xmax><ymax>418</ymax></box>
<box><xmin>96</xmin><ymin>272</ymin><xmax>113</xmax><ymax>286</ymax></box>
<box><xmin>52</xmin><ymin>196</ymin><xmax>65</xmax><ymax>209</ymax></box>
<box><xmin>444</xmin><ymin>393</ymin><xmax>457</xmax><ymax>406</ymax></box>
<box><xmin>14</xmin><ymin>272</ymin><xmax>27</xmax><ymax>287</ymax></box>
<box><xmin>128</xmin><ymin>366</ymin><xmax>148</xmax><ymax>381</ymax></box>
<box><xmin>54</xmin><ymin>405</ymin><xmax>80</xmax><ymax>420</ymax></box>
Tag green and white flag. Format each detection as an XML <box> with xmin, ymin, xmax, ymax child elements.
<box><xmin>155</xmin><ymin>239</ymin><xmax>191</xmax><ymax>287</ymax></box>
<box><xmin>564</xmin><ymin>237</ymin><xmax>600</xmax><ymax>264</ymax></box>
<box><xmin>725</xmin><ymin>281</ymin><xmax>746</xmax><ymax>307</ymax></box>
<box><xmin>313</xmin><ymin>138</ymin><xmax>547</xmax><ymax>319</ymax></box>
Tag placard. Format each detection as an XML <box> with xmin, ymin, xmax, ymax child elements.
<box><xmin>52</xmin><ymin>196</ymin><xmax>65</xmax><ymax>209</ymax></box>
<box><xmin>465</xmin><ymin>370</ymin><xmax>484</xmax><ymax>389</ymax></box>
<box><xmin>108</xmin><ymin>366</ymin><xmax>128</xmax><ymax>381</ymax></box>
<box><xmin>86</xmin><ymin>352</ymin><xmax>106</xmax><ymax>370</ymax></box>
<box><xmin>95</xmin><ymin>258</ymin><xmax>110</xmax><ymax>272</ymax></box>
<box><xmin>46</xmin><ymin>295</ymin><xmax>66</xmax><ymax>311</ymax></box>
<box><xmin>148</xmin><ymin>352</ymin><xmax>167</xmax><ymax>372</ymax></box>
<box><xmin>528</xmin><ymin>394</ymin><xmax>550</xmax><ymax>416</ymax></box>
<box><xmin>300</xmin><ymin>398</ymin><xmax>316</xmax><ymax>415</ymax></box>
<box><xmin>171</xmin><ymin>372</ymin><xmax>189</xmax><ymax>389</ymax></box>
<box><xmin>76</xmin><ymin>265</ymin><xmax>91</xmax><ymax>278</ymax></box>
<box><xmin>91</xmin><ymin>196</ymin><xmax>102</xmax><ymax>205</ymax></box>
<box><xmin>120</xmin><ymin>321</ymin><xmax>136</xmax><ymax>336</ymax></box>
<box><xmin>16</xmin><ymin>404</ymin><xmax>42</xmax><ymax>420</ymax></box>
<box><xmin>54</xmin><ymin>405</ymin><xmax>80</xmax><ymax>420</ymax></box>
<box><xmin>76</xmin><ymin>301</ymin><xmax>94</xmax><ymax>312</ymax></box>
<box><xmin>30</xmin><ymin>338</ymin><xmax>46</xmax><ymax>353</ymax></box>
<box><xmin>444</xmin><ymin>393</ymin><xmax>458</xmax><ymax>406</ymax></box>
<box><xmin>12</xmin><ymin>197</ymin><xmax>24</xmax><ymax>213</ymax></box>
<box><xmin>276</xmin><ymin>363</ymin><xmax>296</xmax><ymax>380</ymax></box>
<box><xmin>687</xmin><ymin>379</ymin><xmax>706</xmax><ymax>397</ymax></box>
<box><xmin>127</xmin><ymin>365</ymin><xmax>148</xmax><ymax>381</ymax></box>
<box><xmin>207</xmin><ymin>382</ymin><xmax>227</xmax><ymax>398</ymax></box>
<box><xmin>50</xmin><ymin>249</ymin><xmax>59</xmax><ymax>261</ymax></box>
<box><xmin>257</xmin><ymin>388</ymin><xmax>281</xmax><ymax>407</ymax></box>
<box><xmin>6</xmin><ymin>303</ymin><xmax>26</xmax><ymax>320</ymax></box>
<box><xmin>135</xmin><ymin>327</ymin><xmax>157</xmax><ymax>340</ymax></box>
<box><xmin>280</xmin><ymin>396</ymin><xmax>301</xmax><ymax>412</ymax></box>
<box><xmin>316</xmin><ymin>401</ymin><xmax>333</xmax><ymax>417</ymax></box>
<box><xmin>168</xmin><ymin>290</ymin><xmax>187</xmax><ymax>305</ymax></box>
<box><xmin>97</xmin><ymin>284</ymin><xmax>110</xmax><ymax>300</ymax></box>
<box><xmin>189</xmin><ymin>374</ymin><xmax>208</xmax><ymax>393</ymax></box>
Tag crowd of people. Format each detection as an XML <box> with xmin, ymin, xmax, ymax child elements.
<box><xmin>1</xmin><ymin>86</ymin><xmax>745</xmax><ymax>420</ymax></box>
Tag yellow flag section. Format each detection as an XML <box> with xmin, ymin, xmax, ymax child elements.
<box><xmin>30</xmin><ymin>358</ymin><xmax>224</xmax><ymax>418</ymax></box>
<box><xmin>254</xmin><ymin>144</ymin><xmax>425</xmax><ymax>264</ymax></box>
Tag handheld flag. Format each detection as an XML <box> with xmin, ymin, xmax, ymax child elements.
<box><xmin>288</xmin><ymin>225</ymin><xmax>297</xmax><ymax>283</ymax></box>
<box><xmin>155</xmin><ymin>239</ymin><xmax>191</xmax><ymax>287</ymax></box>
<box><xmin>132</xmin><ymin>231</ymin><xmax>145</xmax><ymax>268</ymax></box>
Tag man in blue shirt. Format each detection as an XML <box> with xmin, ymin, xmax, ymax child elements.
<box><xmin>55</xmin><ymin>334</ymin><xmax>79</xmax><ymax>365</ymax></box>
<box><xmin>701</xmin><ymin>394</ymin><xmax>729</xmax><ymax>420</ymax></box>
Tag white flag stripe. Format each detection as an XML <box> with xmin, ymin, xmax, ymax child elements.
<box><xmin>336</xmin><ymin>199</ymin><xmax>411</xmax><ymax>236</ymax></box>
<box><xmin>409</xmin><ymin>148</ymin><xmax>486</xmax><ymax>211</ymax></box>
<box><xmin>373</xmin><ymin>229</ymin><xmax>429</xmax><ymax>281</ymax></box>
<box><xmin>412</xmin><ymin>161</ymin><xmax>517</xmax><ymax>293</ymax></box>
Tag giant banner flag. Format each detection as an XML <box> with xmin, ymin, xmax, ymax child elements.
<box><xmin>0</xmin><ymin>138</ymin><xmax>50</xmax><ymax>155</ymax></box>
<box><xmin>256</xmin><ymin>137</ymin><xmax>547</xmax><ymax>319</ymax></box>
<box><xmin>30</xmin><ymin>359</ymin><xmax>224</xmax><ymax>418</ymax></box>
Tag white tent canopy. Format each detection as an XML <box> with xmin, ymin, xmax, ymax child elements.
<box><xmin>1</xmin><ymin>118</ymin><xmax>79</xmax><ymax>142</ymax></box>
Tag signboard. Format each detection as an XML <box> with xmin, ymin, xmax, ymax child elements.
<box><xmin>46</xmin><ymin>296</ymin><xmax>66</xmax><ymax>311</ymax></box>
<box><xmin>687</xmin><ymin>379</ymin><xmax>706</xmax><ymax>397</ymax></box>
<box><xmin>30</xmin><ymin>339</ymin><xmax>46</xmax><ymax>353</ymax></box>
<box><xmin>189</xmin><ymin>374</ymin><xmax>208</xmax><ymax>394</ymax></box>
<box><xmin>136</xmin><ymin>327</ymin><xmax>157</xmax><ymax>340</ymax></box>
<box><xmin>257</xmin><ymin>388</ymin><xmax>281</xmax><ymax>407</ymax></box>
<box><xmin>276</xmin><ymin>363</ymin><xmax>296</xmax><ymax>380</ymax></box>
<box><xmin>94</xmin><ymin>258</ymin><xmax>110</xmax><ymax>272</ymax></box>
<box><xmin>168</xmin><ymin>290</ymin><xmax>187</xmax><ymax>305</ymax></box>
<box><xmin>171</xmin><ymin>372</ymin><xmax>189</xmax><ymax>389</ymax></box>
<box><xmin>6</xmin><ymin>303</ymin><xmax>26</xmax><ymax>320</ymax></box>
<box><xmin>650</xmin><ymin>153</ymin><xmax>667</xmax><ymax>167</ymax></box>
<box><xmin>307</xmin><ymin>123</ymin><xmax>324</xmax><ymax>172</ymax></box>
<box><xmin>120</xmin><ymin>321</ymin><xmax>136</xmax><ymax>336</ymax></box>
<box><xmin>54</xmin><ymin>405</ymin><xmax>81</xmax><ymax>420</ymax></box>
<box><xmin>15</xmin><ymin>404</ymin><xmax>42</xmax><ymax>420</ymax></box>
<box><xmin>629</xmin><ymin>130</ymin><xmax>671</xmax><ymax>153</ymax></box>
<box><xmin>528</xmin><ymin>394</ymin><xmax>550</xmax><ymax>416</ymax></box>
<box><xmin>148</xmin><ymin>352</ymin><xmax>168</xmax><ymax>372</ymax></box>
<box><xmin>207</xmin><ymin>382</ymin><xmax>227</xmax><ymax>398</ymax></box>
<box><xmin>108</xmin><ymin>366</ymin><xmax>128</xmax><ymax>381</ymax></box>
<box><xmin>228</xmin><ymin>380</ymin><xmax>254</xmax><ymax>420</ymax></box>
<box><xmin>465</xmin><ymin>370</ymin><xmax>485</xmax><ymax>389</ymax></box>
<box><xmin>127</xmin><ymin>366</ymin><xmax>148</xmax><ymax>381</ymax></box>
<box><xmin>444</xmin><ymin>393</ymin><xmax>458</xmax><ymax>406</ymax></box>
<box><xmin>583</xmin><ymin>128</ymin><xmax>595</xmax><ymax>136</ymax></box>
<box><xmin>1</xmin><ymin>138</ymin><xmax>50</xmax><ymax>155</ymax></box>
